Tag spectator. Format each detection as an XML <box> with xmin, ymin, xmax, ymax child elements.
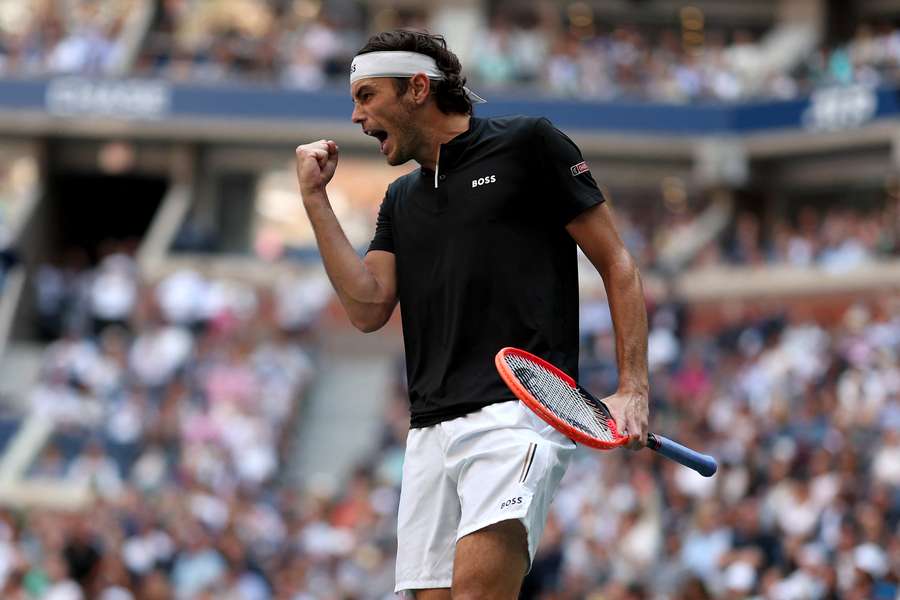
<box><xmin>8</xmin><ymin>286</ymin><xmax>900</xmax><ymax>597</ymax></box>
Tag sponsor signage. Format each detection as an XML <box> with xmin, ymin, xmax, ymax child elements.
<box><xmin>802</xmin><ymin>85</ymin><xmax>878</xmax><ymax>132</ymax></box>
<box><xmin>45</xmin><ymin>77</ymin><xmax>171</xmax><ymax>119</ymax></box>
<box><xmin>0</xmin><ymin>76</ymin><xmax>895</xmax><ymax>134</ymax></box>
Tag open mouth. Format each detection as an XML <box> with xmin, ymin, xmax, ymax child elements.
<box><xmin>366</xmin><ymin>129</ymin><xmax>389</xmax><ymax>154</ymax></box>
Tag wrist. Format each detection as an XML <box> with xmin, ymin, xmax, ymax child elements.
<box><xmin>301</xmin><ymin>188</ymin><xmax>328</xmax><ymax>206</ymax></box>
<box><xmin>617</xmin><ymin>380</ymin><xmax>649</xmax><ymax>396</ymax></box>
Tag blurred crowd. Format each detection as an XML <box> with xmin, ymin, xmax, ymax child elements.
<box><xmin>607</xmin><ymin>192</ymin><xmax>900</xmax><ymax>274</ymax></box>
<box><xmin>7</xmin><ymin>1</ymin><xmax>900</xmax><ymax>102</ymax></box>
<box><xmin>126</xmin><ymin>2</ymin><xmax>900</xmax><ymax>102</ymax></box>
<box><xmin>127</xmin><ymin>3</ymin><xmax>819</xmax><ymax>102</ymax></box>
<box><xmin>555</xmin><ymin>295</ymin><xmax>900</xmax><ymax>599</ymax></box>
<box><xmin>0</xmin><ymin>0</ymin><xmax>135</xmax><ymax>77</ymax></box>
<box><xmin>0</xmin><ymin>265</ymin><xmax>893</xmax><ymax>599</ymax></box>
<box><xmin>0</xmin><ymin>242</ymin><xmax>345</xmax><ymax>599</ymax></box>
<box><xmin>469</xmin><ymin>18</ymin><xmax>900</xmax><ymax>102</ymax></box>
<box><xmin>818</xmin><ymin>22</ymin><xmax>900</xmax><ymax>90</ymax></box>
<box><xmin>469</xmin><ymin>22</ymin><xmax>787</xmax><ymax>102</ymax></box>
<box><xmin>693</xmin><ymin>198</ymin><xmax>900</xmax><ymax>271</ymax></box>
<box><xmin>0</xmin><ymin>238</ymin><xmax>893</xmax><ymax>598</ymax></box>
<box><xmin>202</xmin><ymin>294</ymin><xmax>894</xmax><ymax>599</ymax></box>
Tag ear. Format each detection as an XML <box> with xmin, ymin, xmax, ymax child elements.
<box><xmin>408</xmin><ymin>72</ymin><xmax>431</xmax><ymax>105</ymax></box>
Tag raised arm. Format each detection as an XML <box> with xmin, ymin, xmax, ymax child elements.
<box><xmin>566</xmin><ymin>202</ymin><xmax>649</xmax><ymax>448</ymax></box>
<box><xmin>296</xmin><ymin>140</ymin><xmax>398</xmax><ymax>332</ymax></box>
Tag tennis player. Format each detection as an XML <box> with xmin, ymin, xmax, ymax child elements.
<box><xmin>296</xmin><ymin>30</ymin><xmax>649</xmax><ymax>599</ymax></box>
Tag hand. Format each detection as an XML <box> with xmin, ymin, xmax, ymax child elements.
<box><xmin>295</xmin><ymin>139</ymin><xmax>339</xmax><ymax>200</ymax></box>
<box><xmin>602</xmin><ymin>389</ymin><xmax>649</xmax><ymax>450</ymax></box>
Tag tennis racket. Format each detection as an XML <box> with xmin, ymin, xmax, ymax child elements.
<box><xmin>495</xmin><ymin>347</ymin><xmax>718</xmax><ymax>477</ymax></box>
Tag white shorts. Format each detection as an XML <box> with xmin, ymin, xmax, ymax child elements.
<box><xmin>394</xmin><ymin>400</ymin><xmax>575</xmax><ymax>593</ymax></box>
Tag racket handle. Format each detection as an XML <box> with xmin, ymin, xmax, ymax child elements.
<box><xmin>647</xmin><ymin>433</ymin><xmax>718</xmax><ymax>477</ymax></box>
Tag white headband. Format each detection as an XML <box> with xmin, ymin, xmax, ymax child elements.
<box><xmin>350</xmin><ymin>51</ymin><xmax>486</xmax><ymax>103</ymax></box>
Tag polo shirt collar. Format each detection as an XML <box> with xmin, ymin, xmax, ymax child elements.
<box><xmin>421</xmin><ymin>116</ymin><xmax>481</xmax><ymax>175</ymax></box>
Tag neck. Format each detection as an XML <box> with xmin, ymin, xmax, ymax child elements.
<box><xmin>415</xmin><ymin>110</ymin><xmax>471</xmax><ymax>171</ymax></box>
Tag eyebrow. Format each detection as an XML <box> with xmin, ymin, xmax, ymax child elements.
<box><xmin>353</xmin><ymin>84</ymin><xmax>375</xmax><ymax>102</ymax></box>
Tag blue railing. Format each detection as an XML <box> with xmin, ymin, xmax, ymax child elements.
<box><xmin>1</xmin><ymin>76</ymin><xmax>897</xmax><ymax>135</ymax></box>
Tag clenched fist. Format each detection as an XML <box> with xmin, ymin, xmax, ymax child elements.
<box><xmin>296</xmin><ymin>139</ymin><xmax>339</xmax><ymax>201</ymax></box>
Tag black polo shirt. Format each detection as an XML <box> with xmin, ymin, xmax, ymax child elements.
<box><xmin>368</xmin><ymin>115</ymin><xmax>605</xmax><ymax>428</ymax></box>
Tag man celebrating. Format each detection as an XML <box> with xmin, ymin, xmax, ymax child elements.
<box><xmin>296</xmin><ymin>30</ymin><xmax>649</xmax><ymax>599</ymax></box>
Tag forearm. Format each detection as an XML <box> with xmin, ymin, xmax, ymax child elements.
<box><xmin>602</xmin><ymin>252</ymin><xmax>649</xmax><ymax>394</ymax></box>
<box><xmin>303</xmin><ymin>192</ymin><xmax>392</xmax><ymax>329</ymax></box>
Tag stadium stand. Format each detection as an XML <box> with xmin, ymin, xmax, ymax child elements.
<box><xmin>0</xmin><ymin>298</ymin><xmax>896</xmax><ymax>597</ymax></box>
<box><xmin>692</xmin><ymin>195</ymin><xmax>900</xmax><ymax>269</ymax></box>
<box><xmin>0</xmin><ymin>0</ymin><xmax>834</xmax><ymax>101</ymax></box>
<box><xmin>0</xmin><ymin>0</ymin><xmax>897</xmax><ymax>598</ymax></box>
<box><xmin>527</xmin><ymin>298</ymin><xmax>900</xmax><ymax>599</ymax></box>
<box><xmin>1</xmin><ymin>245</ymin><xmax>328</xmax><ymax>598</ymax></box>
<box><xmin>130</xmin><ymin>1</ymin><xmax>818</xmax><ymax>101</ymax></box>
<box><xmin>0</xmin><ymin>0</ymin><xmax>148</xmax><ymax>77</ymax></box>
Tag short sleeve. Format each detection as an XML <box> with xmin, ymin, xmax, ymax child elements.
<box><xmin>532</xmin><ymin>117</ymin><xmax>606</xmax><ymax>225</ymax></box>
<box><xmin>367</xmin><ymin>189</ymin><xmax>395</xmax><ymax>254</ymax></box>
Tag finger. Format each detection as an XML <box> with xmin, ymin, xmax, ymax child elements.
<box><xmin>297</xmin><ymin>145</ymin><xmax>328</xmax><ymax>157</ymax></box>
<box><xmin>326</xmin><ymin>143</ymin><xmax>340</xmax><ymax>166</ymax></box>
<box><xmin>609</xmin><ymin>410</ymin><xmax>625</xmax><ymax>436</ymax></box>
<box><xmin>636</xmin><ymin>411</ymin><xmax>649</xmax><ymax>445</ymax></box>
<box><xmin>296</xmin><ymin>140</ymin><xmax>326</xmax><ymax>152</ymax></box>
<box><xmin>621</xmin><ymin>430</ymin><xmax>639</xmax><ymax>450</ymax></box>
<box><xmin>626</xmin><ymin>417</ymin><xmax>643</xmax><ymax>450</ymax></box>
<box><xmin>299</xmin><ymin>149</ymin><xmax>328</xmax><ymax>168</ymax></box>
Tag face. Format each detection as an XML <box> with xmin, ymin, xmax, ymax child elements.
<box><xmin>351</xmin><ymin>77</ymin><xmax>422</xmax><ymax>166</ymax></box>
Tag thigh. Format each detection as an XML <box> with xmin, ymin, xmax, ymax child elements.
<box><xmin>452</xmin><ymin>519</ymin><xmax>529</xmax><ymax>599</ymax></box>
<box><xmin>394</xmin><ymin>426</ymin><xmax>459</xmax><ymax>594</ymax></box>
<box><xmin>449</xmin><ymin>401</ymin><xmax>575</xmax><ymax>563</ymax></box>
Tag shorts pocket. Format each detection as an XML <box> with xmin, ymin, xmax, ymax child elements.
<box><xmin>518</xmin><ymin>442</ymin><xmax>539</xmax><ymax>484</ymax></box>
<box><xmin>519</xmin><ymin>441</ymin><xmax>551</xmax><ymax>493</ymax></box>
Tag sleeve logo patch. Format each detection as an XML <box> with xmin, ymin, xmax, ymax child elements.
<box><xmin>570</xmin><ymin>161</ymin><xmax>590</xmax><ymax>176</ymax></box>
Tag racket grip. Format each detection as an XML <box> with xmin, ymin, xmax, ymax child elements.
<box><xmin>647</xmin><ymin>433</ymin><xmax>718</xmax><ymax>477</ymax></box>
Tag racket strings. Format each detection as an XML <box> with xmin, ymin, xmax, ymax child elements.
<box><xmin>505</xmin><ymin>354</ymin><xmax>616</xmax><ymax>442</ymax></box>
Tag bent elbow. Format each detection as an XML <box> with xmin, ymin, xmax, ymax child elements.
<box><xmin>346</xmin><ymin>297</ymin><xmax>395</xmax><ymax>333</ymax></box>
<box><xmin>350</xmin><ymin>312</ymin><xmax>388</xmax><ymax>333</ymax></box>
<box><xmin>354</xmin><ymin>320</ymin><xmax>383</xmax><ymax>334</ymax></box>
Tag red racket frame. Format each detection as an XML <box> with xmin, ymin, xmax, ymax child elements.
<box><xmin>495</xmin><ymin>347</ymin><xmax>627</xmax><ymax>450</ymax></box>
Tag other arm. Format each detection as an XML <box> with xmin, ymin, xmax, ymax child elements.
<box><xmin>567</xmin><ymin>203</ymin><xmax>649</xmax><ymax>448</ymax></box>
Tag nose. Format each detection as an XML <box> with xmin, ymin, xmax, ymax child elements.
<box><xmin>351</xmin><ymin>102</ymin><xmax>365</xmax><ymax>125</ymax></box>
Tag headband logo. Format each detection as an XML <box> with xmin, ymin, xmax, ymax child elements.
<box><xmin>351</xmin><ymin>63</ymin><xmax>357</xmax><ymax>73</ymax></box>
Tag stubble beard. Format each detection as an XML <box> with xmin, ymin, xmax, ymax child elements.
<box><xmin>386</xmin><ymin>99</ymin><xmax>420</xmax><ymax>166</ymax></box>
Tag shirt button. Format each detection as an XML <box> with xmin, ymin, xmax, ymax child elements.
<box><xmin>439</xmin><ymin>174</ymin><xmax>446</xmax><ymax>180</ymax></box>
